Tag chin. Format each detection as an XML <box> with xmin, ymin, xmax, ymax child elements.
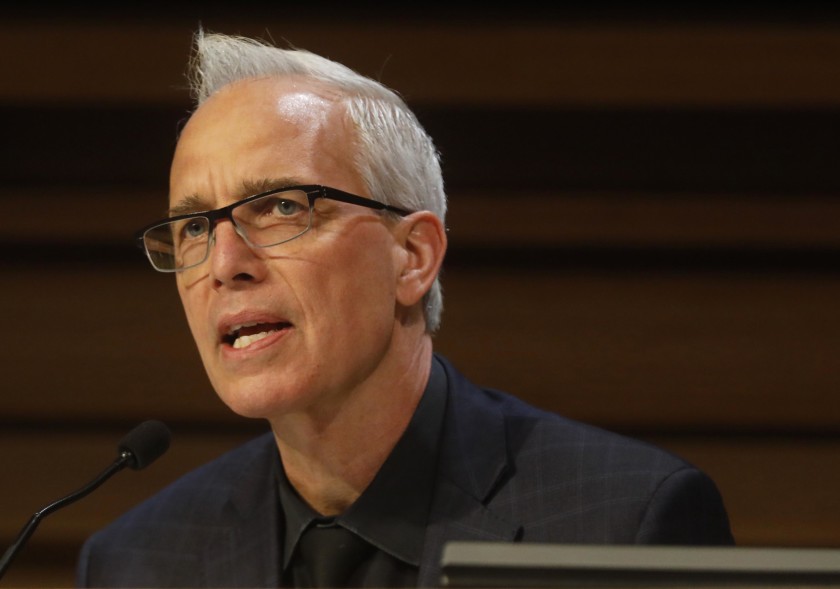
<box><xmin>214</xmin><ymin>377</ymin><xmax>306</xmax><ymax>420</ymax></box>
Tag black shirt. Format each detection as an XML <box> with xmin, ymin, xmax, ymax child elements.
<box><xmin>278</xmin><ymin>356</ymin><xmax>448</xmax><ymax>587</ymax></box>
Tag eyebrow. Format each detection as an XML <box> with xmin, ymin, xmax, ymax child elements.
<box><xmin>167</xmin><ymin>177</ymin><xmax>307</xmax><ymax>217</ymax></box>
<box><xmin>167</xmin><ymin>194</ymin><xmax>211</xmax><ymax>217</ymax></box>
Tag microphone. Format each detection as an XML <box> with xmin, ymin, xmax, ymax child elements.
<box><xmin>0</xmin><ymin>420</ymin><xmax>171</xmax><ymax>580</ymax></box>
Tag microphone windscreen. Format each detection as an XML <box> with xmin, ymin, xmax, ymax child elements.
<box><xmin>118</xmin><ymin>420</ymin><xmax>171</xmax><ymax>470</ymax></box>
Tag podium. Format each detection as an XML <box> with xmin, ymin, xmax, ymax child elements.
<box><xmin>439</xmin><ymin>542</ymin><xmax>840</xmax><ymax>587</ymax></box>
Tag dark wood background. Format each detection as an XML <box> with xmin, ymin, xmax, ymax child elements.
<box><xmin>1</xmin><ymin>5</ymin><xmax>839</xmax><ymax>586</ymax></box>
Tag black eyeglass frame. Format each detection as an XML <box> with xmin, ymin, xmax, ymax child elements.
<box><xmin>134</xmin><ymin>184</ymin><xmax>414</xmax><ymax>272</ymax></box>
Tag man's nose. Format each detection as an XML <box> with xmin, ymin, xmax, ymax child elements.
<box><xmin>207</xmin><ymin>219</ymin><xmax>265</xmax><ymax>285</ymax></box>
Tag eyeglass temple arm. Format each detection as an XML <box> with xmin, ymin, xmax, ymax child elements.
<box><xmin>320</xmin><ymin>188</ymin><xmax>412</xmax><ymax>216</ymax></box>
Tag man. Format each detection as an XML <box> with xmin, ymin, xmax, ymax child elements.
<box><xmin>76</xmin><ymin>30</ymin><xmax>733</xmax><ymax>587</ymax></box>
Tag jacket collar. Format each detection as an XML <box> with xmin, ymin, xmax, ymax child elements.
<box><xmin>418</xmin><ymin>355</ymin><xmax>521</xmax><ymax>586</ymax></box>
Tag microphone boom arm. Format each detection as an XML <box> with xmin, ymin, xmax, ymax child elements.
<box><xmin>0</xmin><ymin>451</ymin><xmax>132</xmax><ymax>579</ymax></box>
<box><xmin>0</xmin><ymin>420</ymin><xmax>170</xmax><ymax>581</ymax></box>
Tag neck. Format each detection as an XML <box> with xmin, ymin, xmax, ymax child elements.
<box><xmin>270</xmin><ymin>337</ymin><xmax>434</xmax><ymax>515</ymax></box>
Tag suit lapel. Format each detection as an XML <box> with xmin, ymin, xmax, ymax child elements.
<box><xmin>202</xmin><ymin>433</ymin><xmax>283</xmax><ymax>587</ymax></box>
<box><xmin>418</xmin><ymin>357</ymin><xmax>521</xmax><ymax>586</ymax></box>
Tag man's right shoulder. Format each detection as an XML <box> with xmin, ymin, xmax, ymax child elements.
<box><xmin>93</xmin><ymin>431</ymin><xmax>277</xmax><ymax>532</ymax></box>
<box><xmin>76</xmin><ymin>432</ymin><xmax>281</xmax><ymax>586</ymax></box>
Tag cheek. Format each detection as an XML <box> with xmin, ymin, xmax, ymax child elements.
<box><xmin>347</xmin><ymin>268</ymin><xmax>397</xmax><ymax>342</ymax></box>
<box><xmin>304</xmin><ymin>236</ymin><xmax>398</xmax><ymax>332</ymax></box>
<box><xmin>177</xmin><ymin>280</ymin><xmax>209</xmax><ymax>341</ymax></box>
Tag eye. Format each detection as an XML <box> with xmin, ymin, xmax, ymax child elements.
<box><xmin>272</xmin><ymin>198</ymin><xmax>306</xmax><ymax>216</ymax></box>
<box><xmin>180</xmin><ymin>219</ymin><xmax>208</xmax><ymax>239</ymax></box>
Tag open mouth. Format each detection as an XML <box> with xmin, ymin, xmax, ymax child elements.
<box><xmin>222</xmin><ymin>321</ymin><xmax>292</xmax><ymax>349</ymax></box>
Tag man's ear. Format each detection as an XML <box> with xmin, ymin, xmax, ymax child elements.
<box><xmin>394</xmin><ymin>211</ymin><xmax>447</xmax><ymax>307</ymax></box>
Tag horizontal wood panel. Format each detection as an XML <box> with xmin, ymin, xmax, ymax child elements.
<box><xmin>447</xmin><ymin>193</ymin><xmax>840</xmax><ymax>250</ymax></box>
<box><xmin>2</xmin><ymin>267</ymin><xmax>838</xmax><ymax>431</ymax></box>
<box><xmin>437</xmin><ymin>270</ymin><xmax>840</xmax><ymax>431</ymax></box>
<box><xmin>3</xmin><ymin>106</ymin><xmax>840</xmax><ymax>193</ymax></box>
<box><xmin>1</xmin><ymin>431</ymin><xmax>838</xmax><ymax>586</ymax></box>
<box><xmin>2</xmin><ymin>18</ymin><xmax>840</xmax><ymax>107</ymax></box>
<box><xmin>419</xmin><ymin>107</ymin><xmax>840</xmax><ymax>193</ymax></box>
<box><xmin>3</xmin><ymin>189</ymin><xmax>840</xmax><ymax>250</ymax></box>
<box><xmin>1</xmin><ymin>267</ymin><xmax>225</xmax><ymax>424</ymax></box>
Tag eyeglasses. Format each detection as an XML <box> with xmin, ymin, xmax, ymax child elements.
<box><xmin>135</xmin><ymin>184</ymin><xmax>412</xmax><ymax>273</ymax></box>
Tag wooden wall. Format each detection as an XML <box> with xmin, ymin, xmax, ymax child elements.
<box><xmin>1</xmin><ymin>6</ymin><xmax>839</xmax><ymax>586</ymax></box>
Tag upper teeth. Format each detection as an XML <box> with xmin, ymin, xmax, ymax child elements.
<box><xmin>233</xmin><ymin>330</ymin><xmax>274</xmax><ymax>349</ymax></box>
<box><xmin>227</xmin><ymin>321</ymin><xmax>280</xmax><ymax>349</ymax></box>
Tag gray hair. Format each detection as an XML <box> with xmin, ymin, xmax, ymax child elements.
<box><xmin>186</xmin><ymin>30</ymin><xmax>447</xmax><ymax>333</ymax></box>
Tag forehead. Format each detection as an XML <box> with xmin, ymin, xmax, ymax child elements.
<box><xmin>181</xmin><ymin>76</ymin><xmax>347</xmax><ymax>146</ymax></box>
<box><xmin>170</xmin><ymin>76</ymin><xmax>360</xmax><ymax>207</ymax></box>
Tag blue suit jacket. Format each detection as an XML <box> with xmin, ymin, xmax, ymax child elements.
<box><xmin>76</xmin><ymin>355</ymin><xmax>733</xmax><ymax>587</ymax></box>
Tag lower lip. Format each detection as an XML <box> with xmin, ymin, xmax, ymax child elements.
<box><xmin>220</xmin><ymin>326</ymin><xmax>291</xmax><ymax>358</ymax></box>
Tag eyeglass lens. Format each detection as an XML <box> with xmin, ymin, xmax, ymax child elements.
<box><xmin>142</xmin><ymin>189</ymin><xmax>313</xmax><ymax>271</ymax></box>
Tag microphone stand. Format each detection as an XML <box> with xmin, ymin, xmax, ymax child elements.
<box><xmin>0</xmin><ymin>450</ymin><xmax>132</xmax><ymax>580</ymax></box>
